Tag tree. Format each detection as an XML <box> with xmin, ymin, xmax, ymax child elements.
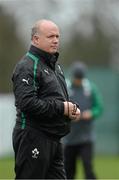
<box><xmin>60</xmin><ymin>14</ymin><xmax>111</xmax><ymax>67</ymax></box>
<box><xmin>0</xmin><ymin>6</ymin><xmax>26</xmax><ymax>93</ymax></box>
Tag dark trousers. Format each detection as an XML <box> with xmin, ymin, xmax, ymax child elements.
<box><xmin>12</xmin><ymin>127</ymin><xmax>66</xmax><ymax>179</ymax></box>
<box><xmin>64</xmin><ymin>142</ymin><xmax>96</xmax><ymax>179</ymax></box>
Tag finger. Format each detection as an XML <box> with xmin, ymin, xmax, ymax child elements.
<box><xmin>74</xmin><ymin>115</ymin><xmax>80</xmax><ymax>121</ymax></box>
<box><xmin>75</xmin><ymin>109</ymin><xmax>80</xmax><ymax>115</ymax></box>
<box><xmin>72</xmin><ymin>104</ymin><xmax>77</xmax><ymax>115</ymax></box>
<box><xmin>70</xmin><ymin>114</ymin><xmax>77</xmax><ymax>120</ymax></box>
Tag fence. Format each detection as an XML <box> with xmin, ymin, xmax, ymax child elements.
<box><xmin>0</xmin><ymin>68</ymin><xmax>119</xmax><ymax>157</ymax></box>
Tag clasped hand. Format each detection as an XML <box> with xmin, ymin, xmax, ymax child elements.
<box><xmin>64</xmin><ymin>101</ymin><xmax>80</xmax><ymax>121</ymax></box>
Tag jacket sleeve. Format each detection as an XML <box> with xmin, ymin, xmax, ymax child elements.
<box><xmin>12</xmin><ymin>61</ymin><xmax>64</xmax><ymax>119</ymax></box>
<box><xmin>90</xmin><ymin>82</ymin><xmax>103</xmax><ymax>119</ymax></box>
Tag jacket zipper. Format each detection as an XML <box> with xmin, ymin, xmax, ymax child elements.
<box><xmin>54</xmin><ymin>70</ymin><xmax>69</xmax><ymax>101</ymax></box>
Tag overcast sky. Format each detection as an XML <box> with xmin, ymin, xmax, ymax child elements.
<box><xmin>1</xmin><ymin>0</ymin><xmax>119</xmax><ymax>68</ymax></box>
<box><xmin>0</xmin><ymin>0</ymin><xmax>119</xmax><ymax>46</ymax></box>
<box><xmin>0</xmin><ymin>0</ymin><xmax>96</xmax><ymax>44</ymax></box>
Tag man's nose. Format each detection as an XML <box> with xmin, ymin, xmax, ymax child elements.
<box><xmin>53</xmin><ymin>37</ymin><xmax>59</xmax><ymax>43</ymax></box>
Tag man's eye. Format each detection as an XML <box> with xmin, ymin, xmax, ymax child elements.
<box><xmin>47</xmin><ymin>35</ymin><xmax>59</xmax><ymax>38</ymax></box>
<box><xmin>47</xmin><ymin>35</ymin><xmax>53</xmax><ymax>38</ymax></box>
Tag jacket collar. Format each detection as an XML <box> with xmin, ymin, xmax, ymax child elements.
<box><xmin>29</xmin><ymin>45</ymin><xmax>59</xmax><ymax>69</ymax></box>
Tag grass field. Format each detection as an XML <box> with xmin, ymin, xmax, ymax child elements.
<box><xmin>0</xmin><ymin>156</ymin><xmax>119</xmax><ymax>179</ymax></box>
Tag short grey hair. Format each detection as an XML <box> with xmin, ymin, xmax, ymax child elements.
<box><xmin>31</xmin><ymin>20</ymin><xmax>46</xmax><ymax>40</ymax></box>
<box><xmin>31</xmin><ymin>26</ymin><xmax>39</xmax><ymax>40</ymax></box>
<box><xmin>31</xmin><ymin>19</ymin><xmax>58</xmax><ymax>40</ymax></box>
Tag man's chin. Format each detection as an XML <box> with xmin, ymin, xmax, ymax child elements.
<box><xmin>50</xmin><ymin>50</ymin><xmax>58</xmax><ymax>54</ymax></box>
<box><xmin>44</xmin><ymin>48</ymin><xmax>58</xmax><ymax>54</ymax></box>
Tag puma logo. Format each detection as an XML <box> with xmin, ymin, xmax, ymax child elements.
<box><xmin>22</xmin><ymin>78</ymin><xmax>29</xmax><ymax>85</ymax></box>
<box><xmin>44</xmin><ymin>69</ymin><xmax>49</xmax><ymax>75</ymax></box>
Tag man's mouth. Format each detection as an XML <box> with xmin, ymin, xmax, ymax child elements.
<box><xmin>51</xmin><ymin>45</ymin><xmax>58</xmax><ymax>49</ymax></box>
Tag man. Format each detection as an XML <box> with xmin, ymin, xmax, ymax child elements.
<box><xmin>12</xmin><ymin>19</ymin><xmax>80</xmax><ymax>179</ymax></box>
<box><xmin>64</xmin><ymin>62</ymin><xmax>103</xmax><ymax>179</ymax></box>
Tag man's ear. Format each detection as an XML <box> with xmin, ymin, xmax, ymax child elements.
<box><xmin>32</xmin><ymin>35</ymin><xmax>39</xmax><ymax>45</ymax></box>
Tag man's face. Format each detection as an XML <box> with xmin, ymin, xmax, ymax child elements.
<box><xmin>33</xmin><ymin>24</ymin><xmax>60</xmax><ymax>54</ymax></box>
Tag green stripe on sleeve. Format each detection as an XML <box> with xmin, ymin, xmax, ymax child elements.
<box><xmin>21</xmin><ymin>112</ymin><xmax>26</xmax><ymax>129</ymax></box>
<box><xmin>21</xmin><ymin>52</ymin><xmax>39</xmax><ymax>129</ymax></box>
<box><xmin>26</xmin><ymin>52</ymin><xmax>39</xmax><ymax>89</ymax></box>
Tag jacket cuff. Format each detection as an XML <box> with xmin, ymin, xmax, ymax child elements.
<box><xmin>56</xmin><ymin>101</ymin><xmax>64</xmax><ymax>115</ymax></box>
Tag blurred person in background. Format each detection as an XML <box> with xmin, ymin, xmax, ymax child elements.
<box><xmin>63</xmin><ymin>61</ymin><xmax>103</xmax><ymax>179</ymax></box>
<box><xmin>12</xmin><ymin>19</ymin><xmax>80</xmax><ymax>179</ymax></box>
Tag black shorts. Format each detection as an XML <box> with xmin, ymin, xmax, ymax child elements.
<box><xmin>12</xmin><ymin>127</ymin><xmax>66</xmax><ymax>179</ymax></box>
